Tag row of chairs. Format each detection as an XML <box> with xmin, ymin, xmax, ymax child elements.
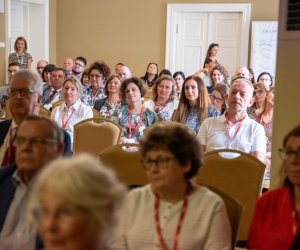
<box><xmin>98</xmin><ymin>143</ymin><xmax>265</xmax><ymax>248</ymax></box>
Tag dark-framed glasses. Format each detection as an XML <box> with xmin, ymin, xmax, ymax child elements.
<box><xmin>14</xmin><ymin>136</ymin><xmax>58</xmax><ymax>147</ymax></box>
<box><xmin>209</xmin><ymin>94</ymin><xmax>223</xmax><ymax>103</ymax></box>
<box><xmin>278</xmin><ymin>148</ymin><xmax>300</xmax><ymax>160</ymax></box>
<box><xmin>7</xmin><ymin>88</ymin><xmax>36</xmax><ymax>97</ymax></box>
<box><xmin>141</xmin><ymin>157</ymin><xmax>174</xmax><ymax>170</ymax></box>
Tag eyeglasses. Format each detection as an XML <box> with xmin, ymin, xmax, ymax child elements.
<box><xmin>90</xmin><ymin>74</ymin><xmax>102</xmax><ymax>79</ymax></box>
<box><xmin>14</xmin><ymin>136</ymin><xmax>58</xmax><ymax>147</ymax></box>
<box><xmin>7</xmin><ymin>88</ymin><xmax>36</xmax><ymax>97</ymax></box>
<box><xmin>278</xmin><ymin>148</ymin><xmax>300</xmax><ymax>160</ymax></box>
<box><xmin>141</xmin><ymin>156</ymin><xmax>174</xmax><ymax>170</ymax></box>
<box><xmin>210</xmin><ymin>95</ymin><xmax>224</xmax><ymax>103</ymax></box>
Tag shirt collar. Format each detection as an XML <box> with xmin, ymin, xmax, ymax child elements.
<box><xmin>63</xmin><ymin>98</ymin><xmax>81</xmax><ymax>111</ymax></box>
<box><xmin>222</xmin><ymin>111</ymin><xmax>251</xmax><ymax>125</ymax></box>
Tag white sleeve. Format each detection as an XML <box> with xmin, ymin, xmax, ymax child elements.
<box><xmin>251</xmin><ymin>123</ymin><xmax>267</xmax><ymax>154</ymax></box>
<box><xmin>197</xmin><ymin>119</ymin><xmax>208</xmax><ymax>145</ymax></box>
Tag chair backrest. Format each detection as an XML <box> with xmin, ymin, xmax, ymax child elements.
<box><xmin>99</xmin><ymin>143</ymin><xmax>148</xmax><ymax>186</ymax></box>
<box><xmin>196</xmin><ymin>149</ymin><xmax>266</xmax><ymax>241</ymax></box>
<box><xmin>52</xmin><ymin>100</ymin><xmax>64</xmax><ymax>109</ymax></box>
<box><xmin>38</xmin><ymin>106</ymin><xmax>51</xmax><ymax>117</ymax></box>
<box><xmin>206</xmin><ymin>185</ymin><xmax>243</xmax><ymax>249</ymax></box>
<box><xmin>143</xmin><ymin>87</ymin><xmax>153</xmax><ymax>102</ymax></box>
<box><xmin>73</xmin><ymin>118</ymin><xmax>122</xmax><ymax>157</ymax></box>
<box><xmin>92</xmin><ymin>108</ymin><xmax>101</xmax><ymax>118</ymax></box>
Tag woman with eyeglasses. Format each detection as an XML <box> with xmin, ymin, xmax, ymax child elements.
<box><xmin>257</xmin><ymin>72</ymin><xmax>273</xmax><ymax>90</ymax></box>
<box><xmin>248</xmin><ymin>82</ymin><xmax>268</xmax><ymax>119</ymax></box>
<box><xmin>210</xmin><ymin>83</ymin><xmax>229</xmax><ymax>115</ymax></box>
<box><xmin>144</xmin><ymin>75</ymin><xmax>179</xmax><ymax>121</ymax></box>
<box><xmin>81</xmin><ymin>61</ymin><xmax>111</xmax><ymax>107</ymax></box>
<box><xmin>112</xmin><ymin>122</ymin><xmax>231</xmax><ymax>249</ymax></box>
<box><xmin>248</xmin><ymin>125</ymin><xmax>300</xmax><ymax>250</ymax></box>
<box><xmin>172</xmin><ymin>75</ymin><xmax>219</xmax><ymax>133</ymax></box>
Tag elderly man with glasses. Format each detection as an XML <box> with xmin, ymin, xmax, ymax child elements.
<box><xmin>0</xmin><ymin>69</ymin><xmax>71</xmax><ymax>167</ymax></box>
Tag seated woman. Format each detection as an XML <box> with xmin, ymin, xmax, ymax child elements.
<box><xmin>210</xmin><ymin>83</ymin><xmax>229</xmax><ymax>115</ymax></box>
<box><xmin>257</xmin><ymin>71</ymin><xmax>273</xmax><ymax>90</ymax></box>
<box><xmin>248</xmin><ymin>82</ymin><xmax>268</xmax><ymax>119</ymax></box>
<box><xmin>81</xmin><ymin>60</ymin><xmax>111</xmax><ymax>107</ymax></box>
<box><xmin>144</xmin><ymin>75</ymin><xmax>179</xmax><ymax>121</ymax></box>
<box><xmin>248</xmin><ymin>125</ymin><xmax>300</xmax><ymax>250</ymax></box>
<box><xmin>41</xmin><ymin>64</ymin><xmax>55</xmax><ymax>86</ymax></box>
<box><xmin>141</xmin><ymin>63</ymin><xmax>159</xmax><ymax>87</ymax></box>
<box><xmin>112</xmin><ymin>122</ymin><xmax>231</xmax><ymax>249</ymax></box>
<box><xmin>210</xmin><ymin>64</ymin><xmax>230</xmax><ymax>87</ymax></box>
<box><xmin>173</xmin><ymin>71</ymin><xmax>185</xmax><ymax>97</ymax></box>
<box><xmin>51</xmin><ymin>76</ymin><xmax>93</xmax><ymax>148</ymax></box>
<box><xmin>27</xmin><ymin>154</ymin><xmax>126</xmax><ymax>250</ymax></box>
<box><xmin>172</xmin><ymin>75</ymin><xmax>219</xmax><ymax>133</ymax></box>
<box><xmin>80</xmin><ymin>68</ymin><xmax>90</xmax><ymax>86</ymax></box>
<box><xmin>194</xmin><ymin>59</ymin><xmax>216</xmax><ymax>93</ymax></box>
<box><xmin>94</xmin><ymin>74</ymin><xmax>124</xmax><ymax>119</ymax></box>
<box><xmin>112</xmin><ymin>77</ymin><xmax>158</xmax><ymax>143</ymax></box>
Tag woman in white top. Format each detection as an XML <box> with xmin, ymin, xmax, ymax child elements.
<box><xmin>51</xmin><ymin>76</ymin><xmax>93</xmax><ymax>148</ymax></box>
<box><xmin>112</xmin><ymin>122</ymin><xmax>231</xmax><ymax>250</ymax></box>
<box><xmin>144</xmin><ymin>75</ymin><xmax>179</xmax><ymax>121</ymax></box>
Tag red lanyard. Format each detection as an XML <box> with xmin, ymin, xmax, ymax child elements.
<box><xmin>154</xmin><ymin>183</ymin><xmax>192</xmax><ymax>250</ymax></box>
<box><xmin>61</xmin><ymin>109</ymin><xmax>75</xmax><ymax>129</ymax></box>
<box><xmin>128</xmin><ymin>106</ymin><xmax>144</xmax><ymax>138</ymax></box>
<box><xmin>225</xmin><ymin>112</ymin><xmax>246</xmax><ymax>147</ymax></box>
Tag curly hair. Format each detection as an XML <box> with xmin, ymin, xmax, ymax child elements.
<box><xmin>88</xmin><ymin>60</ymin><xmax>111</xmax><ymax>81</ymax></box>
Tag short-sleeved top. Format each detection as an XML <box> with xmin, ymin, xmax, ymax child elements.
<box><xmin>144</xmin><ymin>99</ymin><xmax>179</xmax><ymax>121</ymax></box>
<box><xmin>81</xmin><ymin>85</ymin><xmax>106</xmax><ymax>108</ymax></box>
<box><xmin>9</xmin><ymin>52</ymin><xmax>32</xmax><ymax>68</ymax></box>
<box><xmin>112</xmin><ymin>105</ymin><xmax>158</xmax><ymax>143</ymax></box>
<box><xmin>186</xmin><ymin>105</ymin><xmax>220</xmax><ymax>133</ymax></box>
<box><xmin>197</xmin><ymin>113</ymin><xmax>266</xmax><ymax>154</ymax></box>
<box><xmin>111</xmin><ymin>184</ymin><xmax>231</xmax><ymax>250</ymax></box>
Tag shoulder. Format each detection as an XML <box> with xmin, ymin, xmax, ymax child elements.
<box><xmin>192</xmin><ymin>185</ymin><xmax>224</xmax><ymax>205</ymax></box>
<box><xmin>124</xmin><ymin>185</ymin><xmax>153</xmax><ymax>206</ymax></box>
<box><xmin>208</xmin><ymin>106</ymin><xmax>220</xmax><ymax>117</ymax></box>
<box><xmin>257</xmin><ymin>187</ymin><xmax>291</xmax><ymax>205</ymax></box>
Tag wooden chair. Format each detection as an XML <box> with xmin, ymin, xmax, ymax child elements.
<box><xmin>206</xmin><ymin>185</ymin><xmax>243</xmax><ymax>249</ymax></box>
<box><xmin>92</xmin><ymin>108</ymin><xmax>101</xmax><ymax>118</ymax></box>
<box><xmin>99</xmin><ymin>143</ymin><xmax>148</xmax><ymax>187</ymax></box>
<box><xmin>38</xmin><ymin>106</ymin><xmax>51</xmax><ymax>117</ymax></box>
<box><xmin>52</xmin><ymin>100</ymin><xmax>64</xmax><ymax>109</ymax></box>
<box><xmin>196</xmin><ymin>149</ymin><xmax>266</xmax><ymax>242</ymax></box>
<box><xmin>73</xmin><ymin>118</ymin><xmax>122</xmax><ymax>157</ymax></box>
<box><xmin>143</xmin><ymin>87</ymin><xmax>153</xmax><ymax>102</ymax></box>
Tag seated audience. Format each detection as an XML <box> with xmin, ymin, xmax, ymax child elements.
<box><xmin>144</xmin><ymin>75</ymin><xmax>179</xmax><ymax>121</ymax></box>
<box><xmin>210</xmin><ymin>83</ymin><xmax>229</xmax><ymax>115</ymax></box>
<box><xmin>257</xmin><ymin>71</ymin><xmax>274</xmax><ymax>90</ymax></box>
<box><xmin>81</xmin><ymin>60</ymin><xmax>111</xmax><ymax>107</ymax></box>
<box><xmin>0</xmin><ymin>115</ymin><xmax>65</xmax><ymax>249</ymax></box>
<box><xmin>198</xmin><ymin>77</ymin><xmax>266</xmax><ymax>163</ymax></box>
<box><xmin>112</xmin><ymin>77</ymin><xmax>157</xmax><ymax>143</ymax></box>
<box><xmin>112</xmin><ymin>122</ymin><xmax>231</xmax><ymax>249</ymax></box>
<box><xmin>94</xmin><ymin>74</ymin><xmax>123</xmax><ymax>119</ymax></box>
<box><xmin>27</xmin><ymin>154</ymin><xmax>126</xmax><ymax>250</ymax></box>
<box><xmin>172</xmin><ymin>75</ymin><xmax>219</xmax><ymax>133</ymax></box>
<box><xmin>210</xmin><ymin>64</ymin><xmax>230</xmax><ymax>87</ymax></box>
<box><xmin>51</xmin><ymin>76</ymin><xmax>93</xmax><ymax>148</ymax></box>
<box><xmin>173</xmin><ymin>71</ymin><xmax>185</xmax><ymax>97</ymax></box>
<box><xmin>141</xmin><ymin>63</ymin><xmax>158</xmax><ymax>87</ymax></box>
<box><xmin>248</xmin><ymin>125</ymin><xmax>300</xmax><ymax>250</ymax></box>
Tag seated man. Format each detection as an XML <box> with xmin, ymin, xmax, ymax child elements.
<box><xmin>197</xmin><ymin>77</ymin><xmax>266</xmax><ymax>163</ymax></box>
<box><xmin>0</xmin><ymin>115</ymin><xmax>65</xmax><ymax>250</ymax></box>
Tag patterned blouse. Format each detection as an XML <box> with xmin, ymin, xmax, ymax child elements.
<box><xmin>81</xmin><ymin>85</ymin><xmax>106</xmax><ymax>108</ymax></box>
<box><xmin>112</xmin><ymin>105</ymin><xmax>158</xmax><ymax>143</ymax></box>
<box><xmin>186</xmin><ymin>105</ymin><xmax>219</xmax><ymax>133</ymax></box>
<box><xmin>144</xmin><ymin>99</ymin><xmax>179</xmax><ymax>121</ymax></box>
<box><xmin>9</xmin><ymin>52</ymin><xmax>32</xmax><ymax>68</ymax></box>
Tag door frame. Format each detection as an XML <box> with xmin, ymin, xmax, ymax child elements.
<box><xmin>165</xmin><ymin>4</ymin><xmax>251</xmax><ymax>73</ymax></box>
<box><xmin>4</xmin><ymin>0</ymin><xmax>49</xmax><ymax>80</ymax></box>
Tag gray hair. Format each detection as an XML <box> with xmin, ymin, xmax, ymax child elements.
<box><xmin>10</xmin><ymin>69</ymin><xmax>43</xmax><ymax>96</ymax></box>
<box><xmin>27</xmin><ymin>154</ymin><xmax>126</xmax><ymax>244</ymax></box>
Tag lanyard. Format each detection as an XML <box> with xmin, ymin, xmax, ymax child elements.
<box><xmin>128</xmin><ymin>106</ymin><xmax>144</xmax><ymax>138</ymax></box>
<box><xmin>61</xmin><ymin>108</ymin><xmax>75</xmax><ymax>129</ymax></box>
<box><xmin>225</xmin><ymin>112</ymin><xmax>246</xmax><ymax>148</ymax></box>
<box><xmin>154</xmin><ymin>183</ymin><xmax>192</xmax><ymax>250</ymax></box>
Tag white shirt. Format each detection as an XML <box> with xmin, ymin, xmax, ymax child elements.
<box><xmin>111</xmin><ymin>184</ymin><xmax>231</xmax><ymax>250</ymax></box>
<box><xmin>51</xmin><ymin>99</ymin><xmax>93</xmax><ymax>147</ymax></box>
<box><xmin>197</xmin><ymin>113</ymin><xmax>266</xmax><ymax>154</ymax></box>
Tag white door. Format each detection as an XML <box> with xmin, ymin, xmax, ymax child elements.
<box><xmin>6</xmin><ymin>0</ymin><xmax>49</xmax><ymax>75</ymax></box>
<box><xmin>175</xmin><ymin>12</ymin><xmax>208</xmax><ymax>76</ymax></box>
<box><xmin>208</xmin><ymin>12</ymin><xmax>242</xmax><ymax>76</ymax></box>
<box><xmin>166</xmin><ymin>4</ymin><xmax>250</xmax><ymax>78</ymax></box>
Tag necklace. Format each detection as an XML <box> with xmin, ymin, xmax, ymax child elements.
<box><xmin>154</xmin><ymin>183</ymin><xmax>192</xmax><ymax>250</ymax></box>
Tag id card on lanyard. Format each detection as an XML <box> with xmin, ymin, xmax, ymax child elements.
<box><xmin>225</xmin><ymin>112</ymin><xmax>246</xmax><ymax>149</ymax></box>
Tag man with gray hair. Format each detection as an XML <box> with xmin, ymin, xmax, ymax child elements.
<box><xmin>235</xmin><ymin>65</ymin><xmax>250</xmax><ymax>79</ymax></box>
<box><xmin>0</xmin><ymin>115</ymin><xmax>65</xmax><ymax>250</ymax></box>
<box><xmin>0</xmin><ymin>69</ymin><xmax>71</xmax><ymax>167</ymax></box>
<box><xmin>197</xmin><ymin>77</ymin><xmax>266</xmax><ymax>163</ymax></box>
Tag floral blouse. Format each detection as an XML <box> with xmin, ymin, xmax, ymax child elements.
<box><xmin>81</xmin><ymin>85</ymin><xmax>106</xmax><ymax>108</ymax></box>
<box><xmin>112</xmin><ymin>105</ymin><xmax>158</xmax><ymax>143</ymax></box>
<box><xmin>144</xmin><ymin>99</ymin><xmax>179</xmax><ymax>121</ymax></box>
